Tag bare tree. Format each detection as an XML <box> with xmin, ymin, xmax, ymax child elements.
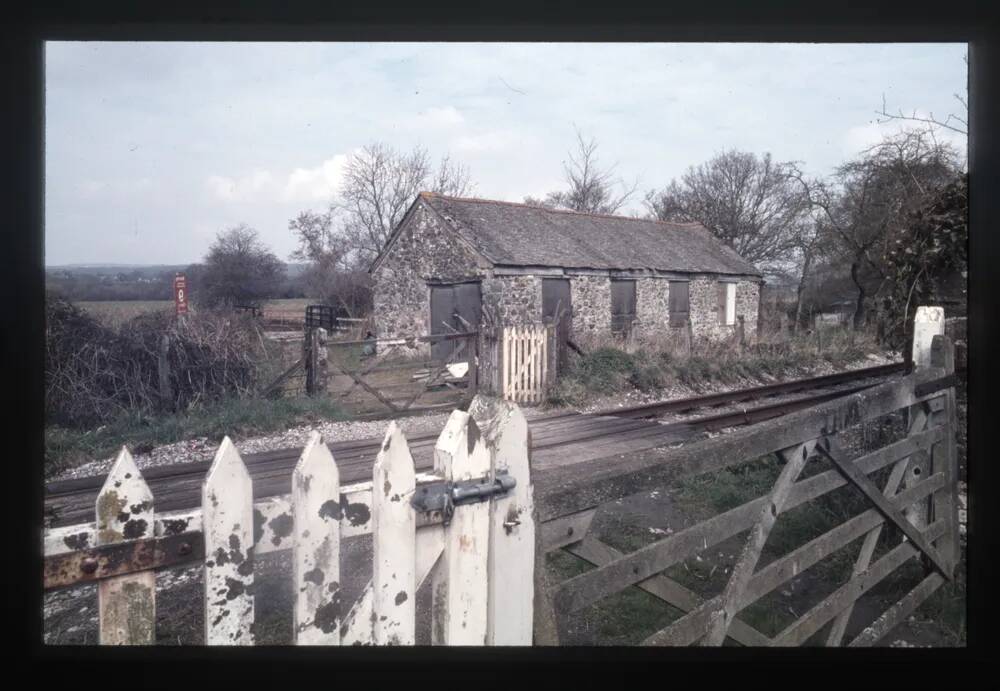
<box><xmin>876</xmin><ymin>53</ymin><xmax>968</xmax><ymax>136</ymax></box>
<box><xmin>337</xmin><ymin>143</ymin><xmax>474</xmax><ymax>260</ymax></box>
<box><xmin>289</xmin><ymin>210</ymin><xmax>369</xmax><ymax>317</ymax></box>
<box><xmin>645</xmin><ymin>151</ymin><xmax>813</xmax><ymax>275</ymax></box>
<box><xmin>528</xmin><ymin>129</ymin><xmax>639</xmax><ymax>214</ymax></box>
<box><xmin>804</xmin><ymin>128</ymin><xmax>962</xmax><ymax>329</ymax></box>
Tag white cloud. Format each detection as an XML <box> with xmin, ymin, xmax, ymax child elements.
<box><xmin>280</xmin><ymin>154</ymin><xmax>351</xmax><ymax>203</ymax></box>
<box><xmin>206</xmin><ymin>170</ymin><xmax>276</xmax><ymax>202</ymax></box>
<box><xmin>205</xmin><ymin>155</ymin><xmax>354</xmax><ymax>205</ymax></box>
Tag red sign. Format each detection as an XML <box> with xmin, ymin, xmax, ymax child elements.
<box><xmin>174</xmin><ymin>273</ymin><xmax>188</xmax><ymax>315</ymax></box>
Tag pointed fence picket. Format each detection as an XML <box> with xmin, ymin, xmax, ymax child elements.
<box><xmin>47</xmin><ymin>398</ymin><xmax>533</xmax><ymax>647</ymax></box>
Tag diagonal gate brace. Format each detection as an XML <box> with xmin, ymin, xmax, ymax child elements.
<box><xmin>816</xmin><ymin>440</ymin><xmax>952</xmax><ymax>580</ymax></box>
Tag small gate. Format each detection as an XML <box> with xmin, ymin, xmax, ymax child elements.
<box><xmin>43</xmin><ymin>398</ymin><xmax>534</xmax><ymax>645</ymax></box>
<box><xmin>501</xmin><ymin>324</ymin><xmax>552</xmax><ymax>405</ymax></box>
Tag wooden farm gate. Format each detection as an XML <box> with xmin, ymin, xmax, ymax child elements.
<box><xmin>43</xmin><ymin>399</ymin><xmax>534</xmax><ymax>645</ymax></box>
<box><xmin>323</xmin><ymin>331</ymin><xmax>479</xmax><ymax>417</ymax></box>
<box><xmin>532</xmin><ymin>307</ymin><xmax>961</xmax><ymax>646</ymax></box>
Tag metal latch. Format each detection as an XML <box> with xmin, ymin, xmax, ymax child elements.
<box><xmin>411</xmin><ymin>473</ymin><xmax>517</xmax><ymax>525</ymax></box>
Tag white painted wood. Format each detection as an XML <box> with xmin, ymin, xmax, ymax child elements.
<box><xmin>431</xmin><ymin>411</ymin><xmax>492</xmax><ymax>645</ymax></box>
<box><xmin>912</xmin><ymin>306</ymin><xmax>945</xmax><ymax>370</ymax></box>
<box><xmin>470</xmin><ymin>397</ymin><xmax>535</xmax><ymax>645</ymax></box>
<box><xmin>292</xmin><ymin>431</ymin><xmax>341</xmax><ymax>645</ymax></box>
<box><xmin>43</xmin><ymin>472</ymin><xmax>443</xmax><ymax>559</ymax></box>
<box><xmin>202</xmin><ymin>436</ymin><xmax>255</xmax><ymax>645</ymax></box>
<box><xmin>416</xmin><ymin>524</ymin><xmax>445</xmax><ymax>589</ymax></box>
<box><xmin>372</xmin><ymin>422</ymin><xmax>417</xmax><ymax>645</ymax></box>
<box><xmin>907</xmin><ymin>305</ymin><xmax>944</xmax><ymax>529</ymax></box>
<box><xmin>340</xmin><ymin>581</ymin><xmax>374</xmax><ymax>646</ymax></box>
<box><xmin>725</xmin><ymin>283</ymin><xmax>736</xmax><ymax>326</ymax></box>
<box><xmin>96</xmin><ymin>447</ymin><xmax>156</xmax><ymax>645</ymax></box>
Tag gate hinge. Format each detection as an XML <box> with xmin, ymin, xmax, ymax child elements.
<box><xmin>411</xmin><ymin>473</ymin><xmax>516</xmax><ymax>525</ymax></box>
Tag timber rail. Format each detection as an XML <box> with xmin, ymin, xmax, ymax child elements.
<box><xmin>44</xmin><ymin>362</ymin><xmax>905</xmax><ymax>533</ymax></box>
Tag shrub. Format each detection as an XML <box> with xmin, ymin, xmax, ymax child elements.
<box><xmin>45</xmin><ymin>291</ymin><xmax>269</xmax><ymax>428</ymax></box>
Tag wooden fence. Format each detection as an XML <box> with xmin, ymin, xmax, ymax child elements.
<box><xmin>499</xmin><ymin>324</ymin><xmax>553</xmax><ymax>405</ymax></box>
<box><xmin>43</xmin><ymin>400</ymin><xmax>534</xmax><ymax>646</ymax></box>
<box><xmin>531</xmin><ymin>307</ymin><xmax>960</xmax><ymax>646</ymax></box>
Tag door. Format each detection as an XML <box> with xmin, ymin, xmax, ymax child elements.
<box><xmin>542</xmin><ymin>278</ymin><xmax>572</xmax><ymax>369</ymax></box>
<box><xmin>430</xmin><ymin>282</ymin><xmax>481</xmax><ymax>361</ymax></box>
<box><xmin>610</xmin><ymin>279</ymin><xmax>637</xmax><ymax>336</ymax></box>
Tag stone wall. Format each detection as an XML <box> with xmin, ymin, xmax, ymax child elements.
<box><xmin>689</xmin><ymin>277</ymin><xmax>760</xmax><ymax>342</ymax></box>
<box><xmin>482</xmin><ymin>275</ymin><xmax>541</xmax><ymax>326</ymax></box>
<box><xmin>370</xmin><ymin>200</ymin><xmax>487</xmax><ymax>346</ymax></box>
<box><xmin>371</xmin><ymin>201</ymin><xmax>762</xmax><ymax>355</ymax></box>
<box><xmin>569</xmin><ymin>275</ymin><xmax>612</xmax><ymax>343</ymax></box>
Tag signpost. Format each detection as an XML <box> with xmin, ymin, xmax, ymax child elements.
<box><xmin>173</xmin><ymin>273</ymin><xmax>188</xmax><ymax>317</ymax></box>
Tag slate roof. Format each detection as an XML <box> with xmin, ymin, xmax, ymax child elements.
<box><xmin>410</xmin><ymin>192</ymin><xmax>761</xmax><ymax>277</ymax></box>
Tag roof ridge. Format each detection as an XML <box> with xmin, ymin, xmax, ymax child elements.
<box><xmin>418</xmin><ymin>191</ymin><xmax>705</xmax><ymax>228</ymax></box>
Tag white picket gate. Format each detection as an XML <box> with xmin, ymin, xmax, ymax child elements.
<box><xmin>501</xmin><ymin>325</ymin><xmax>551</xmax><ymax>405</ymax></box>
<box><xmin>43</xmin><ymin>396</ymin><xmax>535</xmax><ymax>646</ymax></box>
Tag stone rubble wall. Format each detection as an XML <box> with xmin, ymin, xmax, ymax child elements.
<box><xmin>370</xmin><ymin>200</ymin><xmax>488</xmax><ymax>355</ymax></box>
<box><xmin>370</xmin><ymin>200</ymin><xmax>762</xmax><ymax>355</ymax></box>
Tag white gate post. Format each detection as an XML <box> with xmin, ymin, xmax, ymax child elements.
<box><xmin>470</xmin><ymin>396</ymin><xmax>535</xmax><ymax>645</ymax></box>
<box><xmin>907</xmin><ymin>306</ymin><xmax>945</xmax><ymax>529</ymax></box>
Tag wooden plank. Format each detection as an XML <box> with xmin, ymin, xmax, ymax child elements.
<box><xmin>771</xmin><ymin>521</ymin><xmax>946</xmax><ymax>646</ymax></box>
<box><xmin>202</xmin><ymin>437</ymin><xmax>255</xmax><ymax>645</ymax></box>
<box><xmin>340</xmin><ymin>582</ymin><xmax>374</xmax><ymax>646</ymax></box>
<box><xmin>534</xmin><ymin>366</ymin><xmax>949</xmax><ymax>523</ymax></box>
<box><xmin>541</xmin><ymin>509</ymin><xmax>597</xmax><ymax>552</ymax></box>
<box><xmin>471</xmin><ymin>397</ymin><xmax>534</xmax><ymax>645</ymax></box>
<box><xmin>817</xmin><ymin>440</ymin><xmax>951</xmax><ymax>579</ymax></box>
<box><xmin>372</xmin><ymin>422</ymin><xmax>417</xmax><ymax>645</ymax></box>
<box><xmin>826</xmin><ymin>408</ymin><xmax>926</xmax><ymax>646</ymax></box>
<box><xmin>431</xmin><ymin>411</ymin><xmax>491</xmax><ymax>644</ymax></box>
<box><xmin>96</xmin><ymin>448</ymin><xmax>156</xmax><ymax>645</ymax></box>
<box><xmin>292</xmin><ymin>432</ymin><xmax>341</xmax><ymax>645</ymax></box>
<box><xmin>701</xmin><ymin>440</ymin><xmax>816</xmax><ymax>646</ymax></box>
<box><xmin>930</xmin><ymin>334</ymin><xmax>961</xmax><ymax>574</ymax></box>
<box><xmin>848</xmin><ymin>573</ymin><xmax>946</xmax><ymax>647</ymax></box>
<box><xmin>642</xmin><ymin>480</ymin><xmax>946</xmax><ymax>647</ymax></box>
<box><xmin>551</xmin><ymin>429</ymin><xmax>944</xmax><ymax>615</ymax></box>
<box><xmin>568</xmin><ymin>537</ymin><xmax>772</xmax><ymax>647</ymax></box>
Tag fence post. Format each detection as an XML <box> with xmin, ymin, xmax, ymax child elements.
<box><xmin>372</xmin><ymin>422</ymin><xmax>417</xmax><ymax>645</ymax></box>
<box><xmin>202</xmin><ymin>437</ymin><xmax>255</xmax><ymax>645</ymax></box>
<box><xmin>470</xmin><ymin>396</ymin><xmax>535</xmax><ymax>644</ymax></box>
<box><xmin>292</xmin><ymin>432</ymin><xmax>341</xmax><ymax>645</ymax></box>
<box><xmin>431</xmin><ymin>411</ymin><xmax>491</xmax><ymax>644</ymax></box>
<box><xmin>158</xmin><ymin>333</ymin><xmax>173</xmax><ymax>412</ymax></box>
<box><xmin>96</xmin><ymin>448</ymin><xmax>156</xmax><ymax>645</ymax></box>
<box><xmin>905</xmin><ymin>306</ymin><xmax>945</xmax><ymax>530</ymax></box>
<box><xmin>930</xmin><ymin>332</ymin><xmax>960</xmax><ymax>576</ymax></box>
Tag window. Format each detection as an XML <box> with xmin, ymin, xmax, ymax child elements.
<box><xmin>718</xmin><ymin>282</ymin><xmax>736</xmax><ymax>326</ymax></box>
<box><xmin>668</xmin><ymin>281</ymin><xmax>689</xmax><ymax>327</ymax></box>
<box><xmin>610</xmin><ymin>279</ymin><xmax>637</xmax><ymax>335</ymax></box>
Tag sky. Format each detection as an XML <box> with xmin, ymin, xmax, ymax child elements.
<box><xmin>43</xmin><ymin>41</ymin><xmax>968</xmax><ymax>266</ymax></box>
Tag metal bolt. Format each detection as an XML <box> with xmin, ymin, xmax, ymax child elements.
<box><xmin>503</xmin><ymin>519</ymin><xmax>521</xmax><ymax>530</ymax></box>
<box><xmin>80</xmin><ymin>557</ymin><xmax>99</xmax><ymax>574</ymax></box>
<box><xmin>178</xmin><ymin>542</ymin><xmax>192</xmax><ymax>556</ymax></box>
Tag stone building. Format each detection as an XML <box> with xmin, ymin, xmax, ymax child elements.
<box><xmin>369</xmin><ymin>192</ymin><xmax>763</xmax><ymax>355</ymax></box>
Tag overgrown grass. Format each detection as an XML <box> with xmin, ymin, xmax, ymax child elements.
<box><xmin>547</xmin><ymin>327</ymin><xmax>880</xmax><ymax>407</ymax></box>
<box><xmin>45</xmin><ymin>395</ymin><xmax>348</xmax><ymax>479</ymax></box>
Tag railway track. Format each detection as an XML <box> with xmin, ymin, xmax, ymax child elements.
<box><xmin>44</xmin><ymin>362</ymin><xmax>907</xmax><ymax>529</ymax></box>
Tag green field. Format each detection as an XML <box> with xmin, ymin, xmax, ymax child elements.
<box><xmin>75</xmin><ymin>298</ymin><xmax>312</xmax><ymax>325</ymax></box>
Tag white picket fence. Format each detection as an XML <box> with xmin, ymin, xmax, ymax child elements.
<box><xmin>501</xmin><ymin>324</ymin><xmax>551</xmax><ymax>405</ymax></box>
<box><xmin>44</xmin><ymin>397</ymin><xmax>535</xmax><ymax>646</ymax></box>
